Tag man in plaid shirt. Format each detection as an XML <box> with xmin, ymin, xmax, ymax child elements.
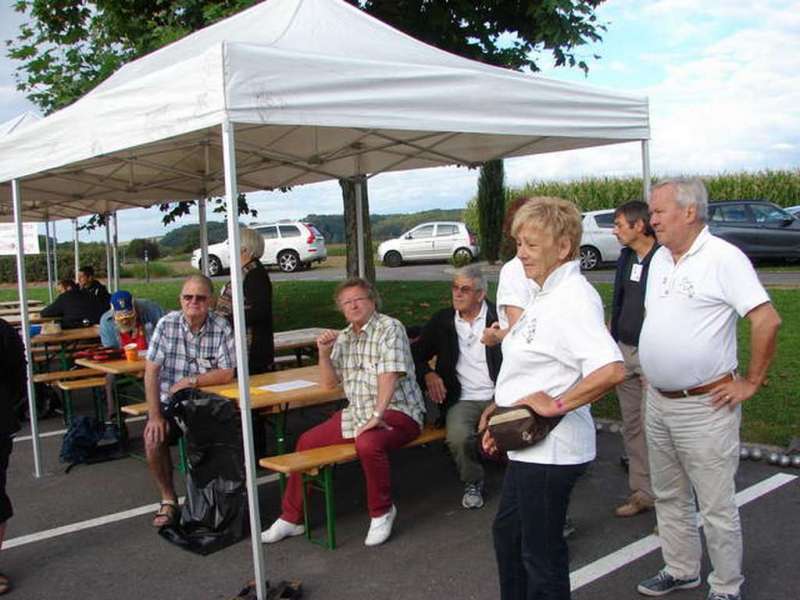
<box><xmin>262</xmin><ymin>277</ymin><xmax>425</xmax><ymax>547</ymax></box>
<box><xmin>144</xmin><ymin>274</ymin><xmax>236</xmax><ymax>528</ymax></box>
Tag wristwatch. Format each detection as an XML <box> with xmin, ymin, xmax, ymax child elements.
<box><xmin>189</xmin><ymin>375</ymin><xmax>199</xmax><ymax>388</ymax></box>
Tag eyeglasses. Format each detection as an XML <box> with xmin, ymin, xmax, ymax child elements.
<box><xmin>451</xmin><ymin>284</ymin><xmax>477</xmax><ymax>294</ymax></box>
<box><xmin>339</xmin><ymin>296</ymin><xmax>370</xmax><ymax>308</ymax></box>
<box><xmin>181</xmin><ymin>294</ymin><xmax>208</xmax><ymax>303</ymax></box>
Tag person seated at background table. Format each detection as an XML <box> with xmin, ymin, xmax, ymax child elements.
<box><xmin>481</xmin><ymin>197</ymin><xmax>624</xmax><ymax>600</ymax></box>
<box><xmin>412</xmin><ymin>265</ymin><xmax>502</xmax><ymax>510</ymax></box>
<box><xmin>98</xmin><ymin>290</ymin><xmax>165</xmax><ymax>420</ymax></box>
<box><xmin>261</xmin><ymin>277</ymin><xmax>425</xmax><ymax>547</ymax></box>
<box><xmin>41</xmin><ymin>279</ymin><xmax>106</xmax><ymax>329</ymax></box>
<box><xmin>214</xmin><ymin>226</ymin><xmax>274</xmax><ymax>375</ymax></box>
<box><xmin>143</xmin><ymin>274</ymin><xmax>235</xmax><ymax>528</ymax></box>
<box><xmin>77</xmin><ymin>265</ymin><xmax>111</xmax><ymax>308</ymax></box>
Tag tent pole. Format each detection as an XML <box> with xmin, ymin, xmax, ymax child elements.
<box><xmin>641</xmin><ymin>140</ymin><xmax>652</xmax><ymax>201</ymax></box>
<box><xmin>73</xmin><ymin>219</ymin><xmax>80</xmax><ymax>279</ymax></box>
<box><xmin>112</xmin><ymin>212</ymin><xmax>120</xmax><ymax>292</ymax></box>
<box><xmin>52</xmin><ymin>221</ymin><xmax>58</xmax><ymax>283</ymax></box>
<box><xmin>199</xmin><ymin>199</ymin><xmax>209</xmax><ymax>277</ymax></box>
<box><xmin>104</xmin><ymin>215</ymin><xmax>113</xmax><ymax>288</ymax></box>
<box><xmin>12</xmin><ymin>179</ymin><xmax>43</xmax><ymax>478</ymax></box>
<box><xmin>355</xmin><ymin>176</ymin><xmax>365</xmax><ymax>279</ymax></box>
<box><xmin>221</xmin><ymin>119</ymin><xmax>266</xmax><ymax>600</ymax></box>
<box><xmin>44</xmin><ymin>219</ymin><xmax>53</xmax><ymax>302</ymax></box>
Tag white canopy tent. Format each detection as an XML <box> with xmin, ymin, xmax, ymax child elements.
<box><xmin>0</xmin><ymin>0</ymin><xmax>650</xmax><ymax>597</ymax></box>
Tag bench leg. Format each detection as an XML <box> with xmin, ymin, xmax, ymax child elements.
<box><xmin>301</xmin><ymin>466</ymin><xmax>337</xmax><ymax>550</ymax></box>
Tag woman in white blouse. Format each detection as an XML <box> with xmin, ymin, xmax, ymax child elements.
<box><xmin>481</xmin><ymin>197</ymin><xmax>625</xmax><ymax>600</ymax></box>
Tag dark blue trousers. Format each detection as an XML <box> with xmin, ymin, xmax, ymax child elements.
<box><xmin>493</xmin><ymin>460</ymin><xmax>588</xmax><ymax>600</ymax></box>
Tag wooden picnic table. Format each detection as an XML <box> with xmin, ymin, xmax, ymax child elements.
<box><xmin>31</xmin><ymin>325</ymin><xmax>101</xmax><ymax>345</ymax></box>
<box><xmin>0</xmin><ymin>299</ymin><xmax>43</xmax><ymax>308</ymax></box>
<box><xmin>4</xmin><ymin>314</ymin><xmax>54</xmax><ymax>326</ymax></box>
<box><xmin>75</xmin><ymin>327</ymin><xmax>325</xmax><ymax>376</ymax></box>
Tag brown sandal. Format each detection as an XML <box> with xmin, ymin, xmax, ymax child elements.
<box><xmin>152</xmin><ymin>500</ymin><xmax>178</xmax><ymax>528</ymax></box>
<box><xmin>0</xmin><ymin>572</ymin><xmax>10</xmax><ymax>595</ymax></box>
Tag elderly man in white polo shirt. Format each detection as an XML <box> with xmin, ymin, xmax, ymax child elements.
<box><xmin>637</xmin><ymin>178</ymin><xmax>781</xmax><ymax>600</ymax></box>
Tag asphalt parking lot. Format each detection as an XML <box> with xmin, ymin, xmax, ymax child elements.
<box><xmin>4</xmin><ymin>392</ymin><xmax>799</xmax><ymax>600</ymax></box>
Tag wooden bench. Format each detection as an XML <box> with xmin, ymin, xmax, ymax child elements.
<box><xmin>33</xmin><ymin>368</ymin><xmax>103</xmax><ymax>384</ymax></box>
<box><xmin>258</xmin><ymin>425</ymin><xmax>447</xmax><ymax>549</ymax></box>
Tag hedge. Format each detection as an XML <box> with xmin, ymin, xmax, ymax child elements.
<box><xmin>0</xmin><ymin>246</ymin><xmax>109</xmax><ymax>283</ymax></box>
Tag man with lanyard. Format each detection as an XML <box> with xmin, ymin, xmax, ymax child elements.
<box><xmin>637</xmin><ymin>179</ymin><xmax>781</xmax><ymax>600</ymax></box>
<box><xmin>413</xmin><ymin>265</ymin><xmax>502</xmax><ymax>509</ymax></box>
<box><xmin>609</xmin><ymin>200</ymin><xmax>658</xmax><ymax>518</ymax></box>
<box><xmin>99</xmin><ymin>290</ymin><xmax>164</xmax><ymax>420</ymax></box>
<box><xmin>143</xmin><ymin>275</ymin><xmax>235</xmax><ymax>528</ymax></box>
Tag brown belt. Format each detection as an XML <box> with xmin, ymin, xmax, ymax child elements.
<box><xmin>657</xmin><ymin>373</ymin><xmax>734</xmax><ymax>399</ymax></box>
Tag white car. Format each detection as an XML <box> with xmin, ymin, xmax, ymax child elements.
<box><xmin>191</xmin><ymin>221</ymin><xmax>327</xmax><ymax>274</ymax></box>
<box><xmin>377</xmin><ymin>221</ymin><xmax>479</xmax><ymax>267</ymax></box>
<box><xmin>580</xmin><ymin>209</ymin><xmax>622</xmax><ymax>270</ymax></box>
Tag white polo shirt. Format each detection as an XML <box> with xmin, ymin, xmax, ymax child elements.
<box><xmin>495</xmin><ymin>260</ymin><xmax>623</xmax><ymax>465</ymax></box>
<box><xmin>497</xmin><ymin>257</ymin><xmax>535</xmax><ymax>328</ymax></box>
<box><xmin>454</xmin><ymin>301</ymin><xmax>495</xmax><ymax>401</ymax></box>
<box><xmin>639</xmin><ymin>227</ymin><xmax>770</xmax><ymax>391</ymax></box>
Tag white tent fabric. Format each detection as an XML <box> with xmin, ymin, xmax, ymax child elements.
<box><xmin>0</xmin><ymin>0</ymin><xmax>648</xmax><ymax>219</ymax></box>
<box><xmin>0</xmin><ymin>111</ymin><xmax>41</xmax><ymax>137</ymax></box>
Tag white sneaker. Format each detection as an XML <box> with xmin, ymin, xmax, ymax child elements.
<box><xmin>364</xmin><ymin>505</ymin><xmax>397</xmax><ymax>546</ymax></box>
<box><xmin>261</xmin><ymin>518</ymin><xmax>305</xmax><ymax>544</ymax></box>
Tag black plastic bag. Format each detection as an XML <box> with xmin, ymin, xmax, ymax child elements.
<box><xmin>159</xmin><ymin>388</ymin><xmax>249</xmax><ymax>555</ymax></box>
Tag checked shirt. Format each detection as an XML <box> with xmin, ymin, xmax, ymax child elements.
<box><xmin>146</xmin><ymin>310</ymin><xmax>235</xmax><ymax>403</ymax></box>
<box><xmin>331</xmin><ymin>312</ymin><xmax>424</xmax><ymax>438</ymax></box>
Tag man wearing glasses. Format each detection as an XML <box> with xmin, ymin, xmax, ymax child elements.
<box><xmin>413</xmin><ymin>265</ymin><xmax>502</xmax><ymax>510</ymax></box>
<box><xmin>143</xmin><ymin>275</ymin><xmax>235</xmax><ymax>528</ymax></box>
<box><xmin>262</xmin><ymin>277</ymin><xmax>424</xmax><ymax>547</ymax></box>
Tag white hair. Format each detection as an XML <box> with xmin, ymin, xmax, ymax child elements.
<box><xmin>653</xmin><ymin>177</ymin><xmax>709</xmax><ymax>222</ymax></box>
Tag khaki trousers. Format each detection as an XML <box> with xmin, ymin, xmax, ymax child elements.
<box><xmin>615</xmin><ymin>342</ymin><xmax>653</xmax><ymax>499</ymax></box>
<box><xmin>646</xmin><ymin>386</ymin><xmax>744</xmax><ymax>596</ymax></box>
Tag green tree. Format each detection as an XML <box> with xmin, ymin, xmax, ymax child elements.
<box><xmin>476</xmin><ymin>159</ymin><xmax>505</xmax><ymax>263</ymax></box>
<box><xmin>126</xmin><ymin>238</ymin><xmax>160</xmax><ymax>260</ymax></box>
<box><xmin>8</xmin><ymin>1</ymin><xmax>607</xmax><ymax>276</ymax></box>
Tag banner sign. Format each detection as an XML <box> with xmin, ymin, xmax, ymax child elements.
<box><xmin>0</xmin><ymin>223</ymin><xmax>40</xmax><ymax>255</ymax></box>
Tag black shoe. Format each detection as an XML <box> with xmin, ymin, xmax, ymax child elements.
<box><xmin>637</xmin><ymin>570</ymin><xmax>701</xmax><ymax>596</ymax></box>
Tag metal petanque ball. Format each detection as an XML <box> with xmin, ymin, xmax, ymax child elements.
<box><xmin>739</xmin><ymin>447</ymin><xmax>750</xmax><ymax>460</ymax></box>
<box><xmin>595</xmin><ymin>422</ymin><xmax>603</xmax><ymax>432</ymax></box>
<box><xmin>750</xmin><ymin>447</ymin><xmax>763</xmax><ymax>461</ymax></box>
<box><xmin>768</xmin><ymin>452</ymin><xmax>780</xmax><ymax>465</ymax></box>
<box><xmin>791</xmin><ymin>455</ymin><xmax>800</xmax><ymax>468</ymax></box>
<box><xmin>779</xmin><ymin>454</ymin><xmax>791</xmax><ymax>468</ymax></box>
<box><xmin>609</xmin><ymin>423</ymin><xmax>621</xmax><ymax>434</ymax></box>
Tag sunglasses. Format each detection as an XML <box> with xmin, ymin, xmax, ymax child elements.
<box><xmin>181</xmin><ymin>294</ymin><xmax>208</xmax><ymax>303</ymax></box>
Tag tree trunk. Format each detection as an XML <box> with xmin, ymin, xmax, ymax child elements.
<box><xmin>340</xmin><ymin>176</ymin><xmax>376</xmax><ymax>283</ymax></box>
<box><xmin>477</xmin><ymin>159</ymin><xmax>506</xmax><ymax>264</ymax></box>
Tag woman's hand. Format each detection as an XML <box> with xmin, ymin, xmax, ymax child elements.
<box><xmin>481</xmin><ymin>428</ymin><xmax>498</xmax><ymax>456</ymax></box>
<box><xmin>356</xmin><ymin>414</ymin><xmax>392</xmax><ymax>437</ymax></box>
<box><xmin>514</xmin><ymin>391</ymin><xmax>560</xmax><ymax>418</ymax></box>
<box><xmin>478</xmin><ymin>401</ymin><xmax>497</xmax><ymax>433</ymax></box>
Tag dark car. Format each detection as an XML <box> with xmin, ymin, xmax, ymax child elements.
<box><xmin>708</xmin><ymin>200</ymin><xmax>800</xmax><ymax>260</ymax></box>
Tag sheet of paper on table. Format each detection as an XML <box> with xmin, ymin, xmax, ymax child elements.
<box><xmin>257</xmin><ymin>379</ymin><xmax>317</xmax><ymax>393</ymax></box>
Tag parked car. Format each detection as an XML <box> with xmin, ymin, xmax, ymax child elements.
<box><xmin>191</xmin><ymin>221</ymin><xmax>327</xmax><ymax>275</ymax></box>
<box><xmin>707</xmin><ymin>200</ymin><xmax>800</xmax><ymax>260</ymax></box>
<box><xmin>580</xmin><ymin>209</ymin><xmax>622</xmax><ymax>270</ymax></box>
<box><xmin>376</xmin><ymin>221</ymin><xmax>479</xmax><ymax>267</ymax></box>
<box><xmin>786</xmin><ymin>205</ymin><xmax>800</xmax><ymax>217</ymax></box>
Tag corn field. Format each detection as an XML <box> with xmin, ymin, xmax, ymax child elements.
<box><xmin>465</xmin><ymin>169</ymin><xmax>800</xmax><ymax>244</ymax></box>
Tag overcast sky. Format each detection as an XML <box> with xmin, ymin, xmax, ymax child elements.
<box><xmin>1</xmin><ymin>0</ymin><xmax>799</xmax><ymax>242</ymax></box>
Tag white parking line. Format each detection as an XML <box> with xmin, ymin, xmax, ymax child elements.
<box><xmin>570</xmin><ymin>472</ymin><xmax>798</xmax><ymax>591</ymax></box>
<box><xmin>2</xmin><ymin>472</ymin><xmax>280</xmax><ymax>550</ymax></box>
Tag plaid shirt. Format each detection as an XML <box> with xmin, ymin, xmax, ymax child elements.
<box><xmin>332</xmin><ymin>312</ymin><xmax>424</xmax><ymax>438</ymax></box>
<box><xmin>146</xmin><ymin>310</ymin><xmax>235</xmax><ymax>403</ymax></box>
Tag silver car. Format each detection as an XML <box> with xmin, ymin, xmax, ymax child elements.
<box><xmin>579</xmin><ymin>209</ymin><xmax>623</xmax><ymax>270</ymax></box>
<box><xmin>377</xmin><ymin>221</ymin><xmax>479</xmax><ymax>267</ymax></box>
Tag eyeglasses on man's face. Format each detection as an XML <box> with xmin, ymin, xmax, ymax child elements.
<box><xmin>451</xmin><ymin>284</ymin><xmax>477</xmax><ymax>294</ymax></box>
<box><xmin>181</xmin><ymin>294</ymin><xmax>209</xmax><ymax>303</ymax></box>
<box><xmin>339</xmin><ymin>295</ymin><xmax>370</xmax><ymax>309</ymax></box>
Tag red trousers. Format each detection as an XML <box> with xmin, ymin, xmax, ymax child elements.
<box><xmin>281</xmin><ymin>409</ymin><xmax>420</xmax><ymax>522</ymax></box>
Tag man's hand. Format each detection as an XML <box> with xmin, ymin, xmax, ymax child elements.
<box><xmin>316</xmin><ymin>329</ymin><xmax>338</xmax><ymax>357</ymax></box>
<box><xmin>425</xmin><ymin>372</ymin><xmax>447</xmax><ymax>404</ymax></box>
<box><xmin>355</xmin><ymin>414</ymin><xmax>392</xmax><ymax>438</ymax></box>
<box><xmin>710</xmin><ymin>376</ymin><xmax>758</xmax><ymax>410</ymax></box>
<box><xmin>169</xmin><ymin>377</ymin><xmax>193</xmax><ymax>395</ymax></box>
<box><xmin>144</xmin><ymin>413</ymin><xmax>169</xmax><ymax>445</ymax></box>
<box><xmin>515</xmin><ymin>391</ymin><xmax>559</xmax><ymax>418</ymax></box>
<box><xmin>481</xmin><ymin>322</ymin><xmax>506</xmax><ymax>347</ymax></box>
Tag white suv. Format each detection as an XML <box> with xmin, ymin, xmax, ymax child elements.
<box><xmin>191</xmin><ymin>221</ymin><xmax>327</xmax><ymax>274</ymax></box>
<box><xmin>580</xmin><ymin>209</ymin><xmax>622</xmax><ymax>270</ymax></box>
<box><xmin>377</xmin><ymin>221</ymin><xmax>479</xmax><ymax>267</ymax></box>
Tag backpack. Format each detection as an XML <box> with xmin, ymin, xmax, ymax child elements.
<box><xmin>59</xmin><ymin>416</ymin><xmax>124</xmax><ymax>472</ymax></box>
